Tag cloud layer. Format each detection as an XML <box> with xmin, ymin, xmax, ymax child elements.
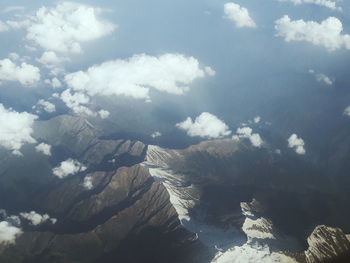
<box><xmin>275</xmin><ymin>16</ymin><xmax>350</xmax><ymax>51</ymax></box>
<box><xmin>176</xmin><ymin>112</ymin><xmax>231</xmax><ymax>139</ymax></box>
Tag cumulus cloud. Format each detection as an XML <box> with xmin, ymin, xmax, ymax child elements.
<box><xmin>24</xmin><ymin>2</ymin><xmax>116</xmax><ymax>53</ymax></box>
<box><xmin>8</xmin><ymin>53</ymin><xmax>20</xmax><ymax>61</ymax></box>
<box><xmin>0</xmin><ymin>210</ymin><xmax>20</xmax><ymax>226</ymax></box>
<box><xmin>35</xmin><ymin>143</ymin><xmax>52</xmax><ymax>156</ymax></box>
<box><xmin>0</xmin><ymin>221</ymin><xmax>22</xmax><ymax>244</ymax></box>
<box><xmin>344</xmin><ymin>106</ymin><xmax>350</xmax><ymax>116</ymax></box>
<box><xmin>60</xmin><ymin>89</ymin><xmax>94</xmax><ymax>116</ymax></box>
<box><xmin>19</xmin><ymin>211</ymin><xmax>56</xmax><ymax>226</ymax></box>
<box><xmin>205</xmin><ymin>66</ymin><xmax>216</xmax><ymax>76</ymax></box>
<box><xmin>288</xmin><ymin>134</ymin><xmax>306</xmax><ymax>154</ymax></box>
<box><xmin>59</xmin><ymin>90</ymin><xmax>110</xmax><ymax>118</ymax></box>
<box><xmin>176</xmin><ymin>112</ymin><xmax>231</xmax><ymax>139</ymax></box>
<box><xmin>37</xmin><ymin>51</ymin><xmax>69</xmax><ymax>66</ymax></box>
<box><xmin>45</xmin><ymin>77</ymin><xmax>62</xmax><ymax>88</ymax></box>
<box><xmin>0</xmin><ymin>104</ymin><xmax>37</xmax><ymax>155</ymax></box>
<box><xmin>98</xmin><ymin>109</ymin><xmax>110</xmax><ymax>119</ymax></box>
<box><xmin>309</xmin><ymin>69</ymin><xmax>333</xmax><ymax>85</ymax></box>
<box><xmin>224</xmin><ymin>2</ymin><xmax>256</xmax><ymax>28</ymax></box>
<box><xmin>83</xmin><ymin>176</ymin><xmax>93</xmax><ymax>190</ymax></box>
<box><xmin>275</xmin><ymin>16</ymin><xmax>350</xmax><ymax>51</ymax></box>
<box><xmin>254</xmin><ymin>116</ymin><xmax>261</xmax><ymax>124</ymax></box>
<box><xmin>0</xmin><ymin>58</ymin><xmax>40</xmax><ymax>86</ymax></box>
<box><xmin>0</xmin><ymin>21</ymin><xmax>9</xmax><ymax>32</ymax></box>
<box><xmin>233</xmin><ymin>127</ymin><xmax>263</xmax><ymax>147</ymax></box>
<box><xmin>53</xmin><ymin>159</ymin><xmax>87</xmax><ymax>179</ymax></box>
<box><xmin>151</xmin><ymin>131</ymin><xmax>162</xmax><ymax>138</ymax></box>
<box><xmin>35</xmin><ymin>99</ymin><xmax>56</xmax><ymax>113</ymax></box>
<box><xmin>277</xmin><ymin>0</ymin><xmax>341</xmax><ymax>11</ymax></box>
<box><xmin>65</xmin><ymin>53</ymin><xmax>214</xmax><ymax>101</ymax></box>
<box><xmin>6</xmin><ymin>19</ymin><xmax>31</xmax><ymax>30</ymax></box>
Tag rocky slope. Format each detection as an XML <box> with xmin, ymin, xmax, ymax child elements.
<box><xmin>0</xmin><ymin>115</ymin><xmax>350</xmax><ymax>262</ymax></box>
<box><xmin>0</xmin><ymin>115</ymin><xmax>209</xmax><ymax>263</ymax></box>
<box><xmin>304</xmin><ymin>225</ymin><xmax>350</xmax><ymax>263</ymax></box>
<box><xmin>143</xmin><ymin>141</ymin><xmax>350</xmax><ymax>262</ymax></box>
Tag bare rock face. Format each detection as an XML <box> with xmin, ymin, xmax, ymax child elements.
<box><xmin>2</xmin><ymin>115</ymin><xmax>350</xmax><ymax>263</ymax></box>
<box><xmin>0</xmin><ymin>164</ymin><xmax>183</xmax><ymax>263</ymax></box>
<box><xmin>145</xmin><ymin>142</ymin><xmax>350</xmax><ymax>263</ymax></box>
<box><xmin>33</xmin><ymin>115</ymin><xmax>146</xmax><ymax>167</ymax></box>
<box><xmin>66</xmin><ymin>165</ymin><xmax>173</xmax><ymax>223</ymax></box>
<box><xmin>33</xmin><ymin>115</ymin><xmax>98</xmax><ymax>157</ymax></box>
<box><xmin>0</xmin><ymin>115</ymin><xmax>209</xmax><ymax>263</ymax></box>
<box><xmin>304</xmin><ymin>225</ymin><xmax>350</xmax><ymax>263</ymax></box>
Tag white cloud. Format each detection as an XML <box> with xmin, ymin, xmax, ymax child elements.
<box><xmin>277</xmin><ymin>0</ymin><xmax>341</xmax><ymax>11</ymax></box>
<box><xmin>0</xmin><ymin>104</ymin><xmax>37</xmax><ymax>155</ymax></box>
<box><xmin>65</xmin><ymin>53</ymin><xmax>214</xmax><ymax>101</ymax></box>
<box><xmin>288</xmin><ymin>134</ymin><xmax>306</xmax><ymax>154</ymax></box>
<box><xmin>316</xmin><ymin>74</ymin><xmax>333</xmax><ymax>85</ymax></box>
<box><xmin>254</xmin><ymin>116</ymin><xmax>261</xmax><ymax>124</ymax></box>
<box><xmin>275</xmin><ymin>16</ymin><xmax>350</xmax><ymax>51</ymax></box>
<box><xmin>60</xmin><ymin>89</ymin><xmax>94</xmax><ymax>116</ymax></box>
<box><xmin>51</xmin><ymin>77</ymin><xmax>62</xmax><ymax>88</ymax></box>
<box><xmin>0</xmin><ymin>221</ymin><xmax>22</xmax><ymax>244</ymax></box>
<box><xmin>6</xmin><ymin>20</ymin><xmax>31</xmax><ymax>30</ymax></box>
<box><xmin>83</xmin><ymin>176</ymin><xmax>93</xmax><ymax>190</ymax></box>
<box><xmin>98</xmin><ymin>109</ymin><xmax>110</xmax><ymax>119</ymax></box>
<box><xmin>249</xmin><ymin>133</ymin><xmax>263</xmax><ymax>147</ymax></box>
<box><xmin>234</xmin><ymin>126</ymin><xmax>263</xmax><ymax>147</ymax></box>
<box><xmin>35</xmin><ymin>143</ymin><xmax>52</xmax><ymax>156</ymax></box>
<box><xmin>53</xmin><ymin>159</ymin><xmax>87</xmax><ymax>179</ymax></box>
<box><xmin>19</xmin><ymin>211</ymin><xmax>56</xmax><ymax>226</ymax></box>
<box><xmin>25</xmin><ymin>2</ymin><xmax>116</xmax><ymax>53</ymax></box>
<box><xmin>36</xmin><ymin>99</ymin><xmax>56</xmax><ymax>113</ymax></box>
<box><xmin>37</xmin><ymin>51</ymin><xmax>69</xmax><ymax>66</ymax></box>
<box><xmin>236</xmin><ymin>127</ymin><xmax>253</xmax><ymax>137</ymax></box>
<box><xmin>8</xmin><ymin>53</ymin><xmax>20</xmax><ymax>61</ymax></box>
<box><xmin>7</xmin><ymin>216</ymin><xmax>21</xmax><ymax>227</ymax></box>
<box><xmin>344</xmin><ymin>106</ymin><xmax>350</xmax><ymax>117</ymax></box>
<box><xmin>309</xmin><ymin>69</ymin><xmax>333</xmax><ymax>85</ymax></box>
<box><xmin>0</xmin><ymin>58</ymin><xmax>40</xmax><ymax>86</ymax></box>
<box><xmin>176</xmin><ymin>112</ymin><xmax>231</xmax><ymax>139</ymax></box>
<box><xmin>205</xmin><ymin>66</ymin><xmax>216</xmax><ymax>76</ymax></box>
<box><xmin>151</xmin><ymin>131</ymin><xmax>162</xmax><ymax>138</ymax></box>
<box><xmin>45</xmin><ymin>77</ymin><xmax>62</xmax><ymax>88</ymax></box>
<box><xmin>224</xmin><ymin>2</ymin><xmax>256</xmax><ymax>28</ymax></box>
<box><xmin>0</xmin><ymin>21</ymin><xmax>9</xmax><ymax>32</ymax></box>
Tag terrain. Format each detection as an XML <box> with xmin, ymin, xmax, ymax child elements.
<box><xmin>0</xmin><ymin>115</ymin><xmax>349</xmax><ymax>262</ymax></box>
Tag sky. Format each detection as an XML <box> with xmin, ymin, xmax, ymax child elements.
<box><xmin>1</xmin><ymin>0</ymin><xmax>350</xmax><ymax>154</ymax></box>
